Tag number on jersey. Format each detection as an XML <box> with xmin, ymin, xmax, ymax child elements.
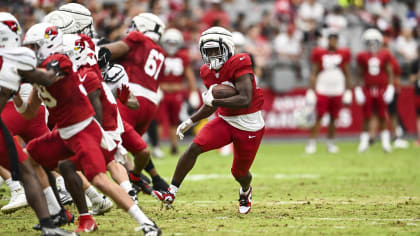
<box><xmin>144</xmin><ymin>49</ymin><xmax>165</xmax><ymax>80</ymax></box>
<box><xmin>368</xmin><ymin>57</ymin><xmax>380</xmax><ymax>76</ymax></box>
<box><xmin>164</xmin><ymin>57</ymin><xmax>184</xmax><ymax>76</ymax></box>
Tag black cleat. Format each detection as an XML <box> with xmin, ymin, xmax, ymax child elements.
<box><xmin>152</xmin><ymin>176</ymin><xmax>169</xmax><ymax>192</ymax></box>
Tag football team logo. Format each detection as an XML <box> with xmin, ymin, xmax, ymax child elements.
<box><xmin>44</xmin><ymin>26</ymin><xmax>58</xmax><ymax>40</ymax></box>
<box><xmin>1</xmin><ymin>20</ymin><xmax>20</xmax><ymax>34</ymax></box>
<box><xmin>74</xmin><ymin>38</ymin><xmax>86</xmax><ymax>53</ymax></box>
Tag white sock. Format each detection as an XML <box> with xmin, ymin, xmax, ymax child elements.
<box><xmin>327</xmin><ymin>139</ymin><xmax>335</xmax><ymax>147</ymax></box>
<box><xmin>128</xmin><ymin>205</ymin><xmax>153</xmax><ymax>226</ymax></box>
<box><xmin>43</xmin><ymin>187</ymin><xmax>61</xmax><ymax>215</ymax></box>
<box><xmin>5</xmin><ymin>178</ymin><xmax>21</xmax><ymax>192</ymax></box>
<box><xmin>308</xmin><ymin>139</ymin><xmax>316</xmax><ymax>146</ymax></box>
<box><xmin>120</xmin><ymin>181</ymin><xmax>132</xmax><ymax>193</ymax></box>
<box><xmin>381</xmin><ymin>130</ymin><xmax>391</xmax><ymax>146</ymax></box>
<box><xmin>85</xmin><ymin>186</ymin><xmax>102</xmax><ymax>203</ymax></box>
<box><xmin>169</xmin><ymin>184</ymin><xmax>178</xmax><ymax>196</ymax></box>
<box><xmin>56</xmin><ymin>176</ymin><xmax>67</xmax><ymax>191</ymax></box>
<box><xmin>240</xmin><ymin>186</ymin><xmax>251</xmax><ymax>195</ymax></box>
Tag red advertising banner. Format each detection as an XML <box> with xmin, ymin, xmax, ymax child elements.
<box><xmin>261</xmin><ymin>87</ymin><xmax>417</xmax><ymax>136</ymax></box>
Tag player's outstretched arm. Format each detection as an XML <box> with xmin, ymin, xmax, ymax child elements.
<box><xmin>190</xmin><ymin>104</ymin><xmax>217</xmax><ymax>123</ymax></box>
<box><xmin>0</xmin><ymin>87</ymin><xmax>14</xmax><ymax>113</ymax></box>
<box><xmin>88</xmin><ymin>89</ymin><xmax>103</xmax><ymax>125</ymax></box>
<box><xmin>18</xmin><ymin>68</ymin><xmax>63</xmax><ymax>87</ymax></box>
<box><xmin>102</xmin><ymin>41</ymin><xmax>130</xmax><ymax>61</ymax></box>
<box><xmin>212</xmin><ymin>74</ymin><xmax>253</xmax><ymax>109</ymax></box>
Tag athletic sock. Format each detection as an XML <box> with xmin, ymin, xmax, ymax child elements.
<box><xmin>5</xmin><ymin>178</ymin><xmax>21</xmax><ymax>192</ymax></box>
<box><xmin>43</xmin><ymin>187</ymin><xmax>61</xmax><ymax>215</ymax></box>
<box><xmin>128</xmin><ymin>204</ymin><xmax>154</xmax><ymax>226</ymax></box>
<box><xmin>55</xmin><ymin>176</ymin><xmax>67</xmax><ymax>192</ymax></box>
<box><xmin>144</xmin><ymin>159</ymin><xmax>155</xmax><ymax>172</ymax></box>
<box><xmin>85</xmin><ymin>186</ymin><xmax>102</xmax><ymax>204</ymax></box>
<box><xmin>120</xmin><ymin>181</ymin><xmax>132</xmax><ymax>193</ymax></box>
<box><xmin>240</xmin><ymin>186</ymin><xmax>251</xmax><ymax>195</ymax></box>
<box><xmin>381</xmin><ymin>130</ymin><xmax>391</xmax><ymax>147</ymax></box>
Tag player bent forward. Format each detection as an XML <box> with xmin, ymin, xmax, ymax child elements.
<box><xmin>152</xmin><ymin>27</ymin><xmax>265</xmax><ymax>214</ymax></box>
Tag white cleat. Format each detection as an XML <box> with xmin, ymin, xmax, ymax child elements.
<box><xmin>90</xmin><ymin>195</ymin><xmax>113</xmax><ymax>215</ymax></box>
<box><xmin>1</xmin><ymin>188</ymin><xmax>28</xmax><ymax>213</ymax></box>
<box><xmin>152</xmin><ymin>147</ymin><xmax>164</xmax><ymax>159</ymax></box>
<box><xmin>305</xmin><ymin>143</ymin><xmax>316</xmax><ymax>154</ymax></box>
<box><xmin>358</xmin><ymin>142</ymin><xmax>369</xmax><ymax>153</ymax></box>
<box><xmin>382</xmin><ymin>143</ymin><xmax>392</xmax><ymax>153</ymax></box>
<box><xmin>327</xmin><ymin>144</ymin><xmax>339</xmax><ymax>153</ymax></box>
<box><xmin>393</xmin><ymin>138</ymin><xmax>409</xmax><ymax>149</ymax></box>
<box><xmin>239</xmin><ymin>186</ymin><xmax>252</xmax><ymax>214</ymax></box>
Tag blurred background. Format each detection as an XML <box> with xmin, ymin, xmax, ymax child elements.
<box><xmin>2</xmin><ymin>0</ymin><xmax>420</xmax><ymax>138</ymax></box>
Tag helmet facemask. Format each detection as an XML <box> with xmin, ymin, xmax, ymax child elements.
<box><xmin>365</xmin><ymin>39</ymin><xmax>381</xmax><ymax>53</ymax></box>
<box><xmin>163</xmin><ymin>40</ymin><xmax>180</xmax><ymax>56</ymax></box>
<box><xmin>200</xmin><ymin>40</ymin><xmax>230</xmax><ymax>70</ymax></box>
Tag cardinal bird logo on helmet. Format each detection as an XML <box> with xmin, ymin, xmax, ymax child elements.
<box><xmin>74</xmin><ymin>38</ymin><xmax>85</xmax><ymax>53</ymax></box>
<box><xmin>44</xmin><ymin>26</ymin><xmax>58</xmax><ymax>40</ymax></box>
<box><xmin>1</xmin><ymin>20</ymin><xmax>20</xmax><ymax>33</ymax></box>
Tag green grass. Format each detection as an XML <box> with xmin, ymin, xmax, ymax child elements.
<box><xmin>1</xmin><ymin>141</ymin><xmax>420</xmax><ymax>235</ymax></box>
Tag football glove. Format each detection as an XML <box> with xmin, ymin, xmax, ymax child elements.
<box><xmin>176</xmin><ymin>118</ymin><xmax>193</xmax><ymax>140</ymax></box>
<box><xmin>354</xmin><ymin>86</ymin><xmax>365</xmax><ymax>105</ymax></box>
<box><xmin>305</xmin><ymin>89</ymin><xmax>317</xmax><ymax>105</ymax></box>
<box><xmin>188</xmin><ymin>91</ymin><xmax>200</xmax><ymax>109</ymax></box>
<box><xmin>202</xmin><ymin>84</ymin><xmax>216</xmax><ymax>107</ymax></box>
<box><xmin>342</xmin><ymin>89</ymin><xmax>352</xmax><ymax>105</ymax></box>
<box><xmin>383</xmin><ymin>84</ymin><xmax>395</xmax><ymax>104</ymax></box>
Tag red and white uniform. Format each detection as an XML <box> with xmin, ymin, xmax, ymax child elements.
<box><xmin>104</xmin><ymin>64</ymin><xmax>148</xmax><ymax>154</ymax></box>
<box><xmin>311</xmin><ymin>47</ymin><xmax>351</xmax><ymax>119</ymax></box>
<box><xmin>0</xmin><ymin>47</ymin><xmax>36</xmax><ymax>169</ymax></box>
<box><xmin>2</xmin><ymin>84</ymin><xmax>49</xmax><ymax>143</ymax></box>
<box><xmin>357</xmin><ymin>49</ymin><xmax>393</xmax><ymax>118</ymax></box>
<box><xmin>116</xmin><ymin>31</ymin><xmax>166</xmax><ymax>135</ymax></box>
<box><xmin>195</xmin><ymin>53</ymin><xmax>264</xmax><ymax>178</ymax></box>
<box><xmin>26</xmin><ymin>54</ymin><xmax>116</xmax><ymax>181</ymax></box>
<box><xmin>157</xmin><ymin>49</ymin><xmax>189</xmax><ymax>126</ymax></box>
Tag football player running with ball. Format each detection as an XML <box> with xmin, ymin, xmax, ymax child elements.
<box><xmin>152</xmin><ymin>27</ymin><xmax>265</xmax><ymax>214</ymax></box>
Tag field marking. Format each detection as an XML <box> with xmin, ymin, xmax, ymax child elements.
<box><xmin>298</xmin><ymin>217</ymin><xmax>420</xmax><ymax>222</ymax></box>
<box><xmin>184</xmin><ymin>173</ymin><xmax>321</xmax><ymax>181</ymax></box>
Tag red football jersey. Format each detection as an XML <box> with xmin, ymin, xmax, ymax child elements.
<box><xmin>357</xmin><ymin>49</ymin><xmax>393</xmax><ymax>87</ymax></box>
<box><xmin>78</xmin><ymin>64</ymin><xmax>118</xmax><ymax>131</ymax></box>
<box><xmin>39</xmin><ymin>54</ymin><xmax>94</xmax><ymax>128</ymax></box>
<box><xmin>311</xmin><ymin>47</ymin><xmax>351</xmax><ymax>71</ymax></box>
<box><xmin>200</xmin><ymin>53</ymin><xmax>264</xmax><ymax>116</ymax></box>
<box><xmin>160</xmin><ymin>49</ymin><xmax>189</xmax><ymax>84</ymax></box>
<box><xmin>119</xmin><ymin>31</ymin><xmax>166</xmax><ymax>92</ymax></box>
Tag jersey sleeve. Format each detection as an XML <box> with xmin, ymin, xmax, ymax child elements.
<box><xmin>310</xmin><ymin>48</ymin><xmax>321</xmax><ymax>65</ymax></box>
<box><xmin>356</xmin><ymin>53</ymin><xmax>364</xmax><ymax>67</ymax></box>
<box><xmin>390</xmin><ymin>55</ymin><xmax>401</xmax><ymax>76</ymax></box>
<box><xmin>82</xmin><ymin>71</ymin><xmax>101</xmax><ymax>93</ymax></box>
<box><xmin>231</xmin><ymin>54</ymin><xmax>253</xmax><ymax>80</ymax></box>
<box><xmin>122</xmin><ymin>31</ymin><xmax>146</xmax><ymax>50</ymax></box>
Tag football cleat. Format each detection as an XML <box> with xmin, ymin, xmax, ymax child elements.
<box><xmin>305</xmin><ymin>142</ymin><xmax>316</xmax><ymax>154</ymax></box>
<box><xmin>90</xmin><ymin>195</ymin><xmax>113</xmax><ymax>215</ymax></box>
<box><xmin>135</xmin><ymin>221</ymin><xmax>162</xmax><ymax>236</ymax></box>
<box><xmin>140</xmin><ymin>173</ymin><xmax>151</xmax><ymax>184</ymax></box>
<box><xmin>151</xmin><ymin>190</ymin><xmax>175</xmax><ymax>209</ymax></box>
<box><xmin>238</xmin><ymin>186</ymin><xmax>252</xmax><ymax>214</ymax></box>
<box><xmin>34</xmin><ymin>209</ymin><xmax>75</xmax><ymax>231</ymax></box>
<box><xmin>1</xmin><ymin>187</ymin><xmax>28</xmax><ymax>213</ymax></box>
<box><xmin>152</xmin><ymin>147</ymin><xmax>165</xmax><ymax>159</ymax></box>
<box><xmin>129</xmin><ymin>172</ymin><xmax>153</xmax><ymax>195</ymax></box>
<box><xmin>152</xmin><ymin>176</ymin><xmax>169</xmax><ymax>192</ymax></box>
<box><xmin>41</xmin><ymin>227</ymin><xmax>79</xmax><ymax>236</ymax></box>
<box><xmin>75</xmin><ymin>215</ymin><xmax>97</xmax><ymax>233</ymax></box>
<box><xmin>327</xmin><ymin>143</ymin><xmax>339</xmax><ymax>154</ymax></box>
<box><xmin>58</xmin><ymin>188</ymin><xmax>73</xmax><ymax>206</ymax></box>
<box><xmin>393</xmin><ymin>138</ymin><xmax>409</xmax><ymax>149</ymax></box>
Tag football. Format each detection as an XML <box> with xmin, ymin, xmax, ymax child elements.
<box><xmin>212</xmin><ymin>84</ymin><xmax>238</xmax><ymax>99</ymax></box>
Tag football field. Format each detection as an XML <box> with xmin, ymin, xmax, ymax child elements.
<box><xmin>1</xmin><ymin>141</ymin><xmax>420</xmax><ymax>235</ymax></box>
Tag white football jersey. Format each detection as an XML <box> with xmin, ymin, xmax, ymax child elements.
<box><xmin>0</xmin><ymin>47</ymin><xmax>36</xmax><ymax>91</ymax></box>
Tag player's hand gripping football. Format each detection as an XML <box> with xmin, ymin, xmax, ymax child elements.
<box><xmin>176</xmin><ymin>118</ymin><xmax>193</xmax><ymax>140</ymax></box>
<box><xmin>202</xmin><ymin>84</ymin><xmax>216</xmax><ymax>107</ymax></box>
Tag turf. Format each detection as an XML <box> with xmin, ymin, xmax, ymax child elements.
<box><xmin>1</xmin><ymin>141</ymin><xmax>420</xmax><ymax>235</ymax></box>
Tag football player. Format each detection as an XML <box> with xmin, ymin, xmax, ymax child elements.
<box><xmin>151</xmin><ymin>27</ymin><xmax>265</xmax><ymax>214</ymax></box>
<box><xmin>305</xmin><ymin>31</ymin><xmax>352</xmax><ymax>154</ymax></box>
<box><xmin>355</xmin><ymin>28</ymin><xmax>395</xmax><ymax>153</ymax></box>
<box><xmin>102</xmin><ymin>12</ymin><xmax>169</xmax><ymax>192</ymax></box>
<box><xmin>0</xmin><ymin>12</ymin><xmax>76</xmax><ymax>236</ymax></box>
<box><xmin>21</xmin><ymin>23</ymin><xmax>161</xmax><ymax>235</ymax></box>
<box><xmin>158</xmin><ymin>28</ymin><xmax>199</xmax><ymax>155</ymax></box>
